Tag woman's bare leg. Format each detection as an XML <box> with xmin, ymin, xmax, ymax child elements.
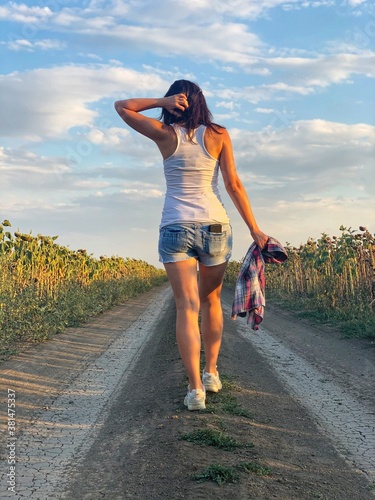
<box><xmin>198</xmin><ymin>261</ymin><xmax>228</xmax><ymax>374</ymax></box>
<box><xmin>164</xmin><ymin>259</ymin><xmax>203</xmax><ymax>390</ymax></box>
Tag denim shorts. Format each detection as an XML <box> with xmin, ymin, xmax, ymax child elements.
<box><xmin>158</xmin><ymin>223</ymin><xmax>232</xmax><ymax>266</ymax></box>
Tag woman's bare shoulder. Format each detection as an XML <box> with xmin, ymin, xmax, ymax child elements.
<box><xmin>204</xmin><ymin>125</ymin><xmax>229</xmax><ymax>159</ymax></box>
<box><xmin>205</xmin><ymin>124</ymin><xmax>228</xmax><ymax>140</ymax></box>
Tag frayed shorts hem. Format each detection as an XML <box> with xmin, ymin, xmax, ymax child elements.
<box><xmin>161</xmin><ymin>256</ymin><xmax>229</xmax><ymax>267</ymax></box>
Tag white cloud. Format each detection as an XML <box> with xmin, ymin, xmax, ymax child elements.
<box><xmin>264</xmin><ymin>81</ymin><xmax>315</xmax><ymax>94</ymax></box>
<box><xmin>3</xmin><ymin>38</ymin><xmax>66</xmax><ymax>51</ymax></box>
<box><xmin>2</xmin><ymin>1</ymin><xmax>374</xmax><ymax>85</ymax></box>
<box><xmin>215</xmin><ymin>101</ymin><xmax>238</xmax><ymax>111</ymax></box>
<box><xmin>208</xmin><ymin>50</ymin><xmax>375</xmax><ymax>104</ymax></box>
<box><xmin>0</xmin><ymin>3</ymin><xmax>52</xmax><ymax>23</ymax></box>
<box><xmin>1</xmin><ymin>2</ymin><xmax>266</xmax><ymax>66</ymax></box>
<box><xmin>282</xmin><ymin>0</ymin><xmax>335</xmax><ymax>10</ymax></box>
<box><xmin>75</xmin><ymin>22</ymin><xmax>265</xmax><ymax>65</ymax></box>
<box><xmin>228</xmin><ymin>119</ymin><xmax>375</xmax><ymax>202</ymax></box>
<box><xmin>53</xmin><ymin>10</ymin><xmax>115</xmax><ymax>29</ymax></box>
<box><xmin>2</xmin><ymin>57</ymin><xmax>342</xmax><ymax>147</ymax></box>
<box><xmin>85</xmin><ymin>127</ymin><xmax>130</xmax><ymax>146</ymax></box>
<box><xmin>255</xmin><ymin>107</ymin><xmax>275</xmax><ymax>113</ymax></box>
<box><xmin>0</xmin><ymin>142</ymin><xmax>165</xmax><ymax>207</ymax></box>
<box><xmin>121</xmin><ymin>187</ymin><xmax>163</xmax><ymax>198</ymax></box>
<box><xmin>267</xmin><ymin>52</ymin><xmax>375</xmax><ymax>85</ymax></box>
<box><xmin>74</xmin><ymin>179</ymin><xmax>110</xmax><ymax>189</ymax></box>
<box><xmin>0</xmin><ymin>65</ymin><xmax>169</xmax><ymax>139</ymax></box>
<box><xmin>347</xmin><ymin>0</ymin><xmax>366</xmax><ymax>6</ymax></box>
<box><xmin>215</xmin><ymin>82</ymin><xmax>313</xmax><ymax>105</ymax></box>
<box><xmin>0</xmin><ymin>0</ymin><xmax>326</xmax><ymax>30</ymax></box>
<box><xmin>0</xmin><ymin>146</ymin><xmax>70</xmax><ymax>184</ymax></box>
<box><xmin>254</xmin><ymin>195</ymin><xmax>373</xmax><ymax>248</ymax></box>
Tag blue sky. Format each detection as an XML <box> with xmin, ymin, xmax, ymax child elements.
<box><xmin>1</xmin><ymin>0</ymin><xmax>374</xmax><ymax>267</ymax></box>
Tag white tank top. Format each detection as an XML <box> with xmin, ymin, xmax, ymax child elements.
<box><xmin>160</xmin><ymin>124</ymin><xmax>230</xmax><ymax>228</ymax></box>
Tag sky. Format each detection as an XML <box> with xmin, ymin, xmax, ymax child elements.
<box><xmin>0</xmin><ymin>0</ymin><xmax>374</xmax><ymax>267</ymax></box>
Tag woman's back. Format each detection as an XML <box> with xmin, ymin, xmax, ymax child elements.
<box><xmin>161</xmin><ymin>124</ymin><xmax>229</xmax><ymax>228</ymax></box>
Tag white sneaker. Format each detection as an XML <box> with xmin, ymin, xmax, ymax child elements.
<box><xmin>184</xmin><ymin>386</ymin><xmax>206</xmax><ymax>411</ymax></box>
<box><xmin>202</xmin><ymin>370</ymin><xmax>222</xmax><ymax>393</ymax></box>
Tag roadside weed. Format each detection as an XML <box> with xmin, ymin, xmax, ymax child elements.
<box><xmin>181</xmin><ymin>428</ymin><xmax>242</xmax><ymax>451</ymax></box>
<box><xmin>207</xmin><ymin>392</ymin><xmax>253</xmax><ymax>418</ymax></box>
<box><xmin>193</xmin><ymin>463</ymin><xmax>240</xmax><ymax>484</ymax></box>
<box><xmin>193</xmin><ymin>461</ymin><xmax>272</xmax><ymax>484</ymax></box>
<box><xmin>221</xmin><ymin>373</ymin><xmax>242</xmax><ymax>392</ymax></box>
<box><xmin>204</xmin><ymin>373</ymin><xmax>252</xmax><ymax>418</ymax></box>
<box><xmin>236</xmin><ymin>461</ymin><xmax>272</xmax><ymax>476</ymax></box>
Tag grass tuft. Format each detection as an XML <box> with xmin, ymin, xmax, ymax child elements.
<box><xmin>193</xmin><ymin>463</ymin><xmax>240</xmax><ymax>484</ymax></box>
<box><xmin>181</xmin><ymin>428</ymin><xmax>242</xmax><ymax>451</ymax></box>
<box><xmin>193</xmin><ymin>460</ymin><xmax>272</xmax><ymax>484</ymax></box>
<box><xmin>237</xmin><ymin>461</ymin><xmax>272</xmax><ymax>476</ymax></box>
<box><xmin>221</xmin><ymin>373</ymin><xmax>242</xmax><ymax>392</ymax></box>
<box><xmin>206</xmin><ymin>391</ymin><xmax>253</xmax><ymax>419</ymax></box>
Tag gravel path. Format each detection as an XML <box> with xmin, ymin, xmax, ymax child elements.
<box><xmin>222</xmin><ymin>299</ymin><xmax>375</xmax><ymax>482</ymax></box>
<box><xmin>1</xmin><ymin>284</ymin><xmax>374</xmax><ymax>499</ymax></box>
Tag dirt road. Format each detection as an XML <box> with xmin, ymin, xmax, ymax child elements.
<box><xmin>1</xmin><ymin>284</ymin><xmax>374</xmax><ymax>499</ymax></box>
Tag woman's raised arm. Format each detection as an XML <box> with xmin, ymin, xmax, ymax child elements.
<box><xmin>114</xmin><ymin>94</ymin><xmax>188</xmax><ymax>142</ymax></box>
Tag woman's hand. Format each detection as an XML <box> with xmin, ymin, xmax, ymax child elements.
<box><xmin>251</xmin><ymin>229</ymin><xmax>269</xmax><ymax>250</ymax></box>
<box><xmin>161</xmin><ymin>93</ymin><xmax>189</xmax><ymax>116</ymax></box>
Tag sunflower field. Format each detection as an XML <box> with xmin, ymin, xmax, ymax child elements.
<box><xmin>225</xmin><ymin>226</ymin><xmax>375</xmax><ymax>338</ymax></box>
<box><xmin>0</xmin><ymin>220</ymin><xmax>167</xmax><ymax>353</ymax></box>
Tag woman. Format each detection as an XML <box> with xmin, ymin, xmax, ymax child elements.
<box><xmin>114</xmin><ymin>80</ymin><xmax>268</xmax><ymax>410</ymax></box>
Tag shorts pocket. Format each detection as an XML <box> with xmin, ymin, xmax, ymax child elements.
<box><xmin>159</xmin><ymin>226</ymin><xmax>189</xmax><ymax>254</ymax></box>
<box><xmin>202</xmin><ymin>229</ymin><xmax>228</xmax><ymax>256</ymax></box>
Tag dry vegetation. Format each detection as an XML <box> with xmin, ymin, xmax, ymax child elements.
<box><xmin>225</xmin><ymin>226</ymin><xmax>375</xmax><ymax>338</ymax></box>
<box><xmin>0</xmin><ymin>220</ymin><xmax>166</xmax><ymax>354</ymax></box>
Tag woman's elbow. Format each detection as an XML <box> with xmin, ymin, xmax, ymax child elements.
<box><xmin>114</xmin><ymin>101</ymin><xmax>131</xmax><ymax>120</ymax></box>
<box><xmin>225</xmin><ymin>178</ymin><xmax>242</xmax><ymax>195</ymax></box>
<box><xmin>114</xmin><ymin>101</ymin><xmax>123</xmax><ymax>114</ymax></box>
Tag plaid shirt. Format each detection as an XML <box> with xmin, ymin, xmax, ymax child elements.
<box><xmin>231</xmin><ymin>237</ymin><xmax>288</xmax><ymax>330</ymax></box>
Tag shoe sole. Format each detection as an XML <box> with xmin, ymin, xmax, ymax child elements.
<box><xmin>184</xmin><ymin>397</ymin><xmax>206</xmax><ymax>411</ymax></box>
<box><xmin>203</xmin><ymin>380</ymin><xmax>222</xmax><ymax>393</ymax></box>
<box><xmin>204</xmin><ymin>385</ymin><xmax>221</xmax><ymax>393</ymax></box>
<box><xmin>202</xmin><ymin>371</ymin><xmax>222</xmax><ymax>393</ymax></box>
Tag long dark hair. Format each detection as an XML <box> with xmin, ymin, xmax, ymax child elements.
<box><xmin>159</xmin><ymin>80</ymin><xmax>223</xmax><ymax>140</ymax></box>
